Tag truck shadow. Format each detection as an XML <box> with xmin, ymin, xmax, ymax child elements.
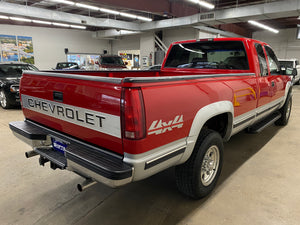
<box><xmin>62</xmin><ymin>125</ymin><xmax>281</xmax><ymax>225</ymax></box>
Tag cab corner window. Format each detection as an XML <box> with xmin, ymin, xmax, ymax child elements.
<box><xmin>254</xmin><ymin>43</ymin><xmax>268</xmax><ymax>77</ymax></box>
<box><xmin>265</xmin><ymin>46</ymin><xmax>280</xmax><ymax>75</ymax></box>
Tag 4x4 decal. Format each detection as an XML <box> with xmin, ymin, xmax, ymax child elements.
<box><xmin>148</xmin><ymin>115</ymin><xmax>184</xmax><ymax>135</ymax></box>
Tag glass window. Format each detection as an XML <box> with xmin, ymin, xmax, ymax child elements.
<box><xmin>0</xmin><ymin>64</ymin><xmax>38</xmax><ymax>78</ymax></box>
<box><xmin>279</xmin><ymin>61</ymin><xmax>293</xmax><ymax>68</ymax></box>
<box><xmin>100</xmin><ymin>56</ymin><xmax>124</xmax><ymax>65</ymax></box>
<box><xmin>254</xmin><ymin>43</ymin><xmax>268</xmax><ymax>77</ymax></box>
<box><xmin>265</xmin><ymin>46</ymin><xmax>280</xmax><ymax>75</ymax></box>
<box><xmin>164</xmin><ymin>41</ymin><xmax>249</xmax><ymax>70</ymax></box>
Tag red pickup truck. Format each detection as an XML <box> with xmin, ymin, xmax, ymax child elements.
<box><xmin>10</xmin><ymin>38</ymin><xmax>292</xmax><ymax>199</ymax></box>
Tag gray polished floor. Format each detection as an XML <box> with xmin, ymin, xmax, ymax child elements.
<box><xmin>1</xmin><ymin>86</ymin><xmax>300</xmax><ymax>225</ymax></box>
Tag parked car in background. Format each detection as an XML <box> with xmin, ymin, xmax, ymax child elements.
<box><xmin>279</xmin><ymin>58</ymin><xmax>300</xmax><ymax>85</ymax></box>
<box><xmin>55</xmin><ymin>62</ymin><xmax>80</xmax><ymax>70</ymax></box>
<box><xmin>147</xmin><ymin>64</ymin><xmax>162</xmax><ymax>70</ymax></box>
<box><xmin>0</xmin><ymin>62</ymin><xmax>39</xmax><ymax>109</ymax></box>
<box><xmin>98</xmin><ymin>55</ymin><xmax>127</xmax><ymax>70</ymax></box>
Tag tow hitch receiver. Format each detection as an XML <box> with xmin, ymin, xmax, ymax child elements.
<box><xmin>35</xmin><ymin>147</ymin><xmax>67</xmax><ymax>169</ymax></box>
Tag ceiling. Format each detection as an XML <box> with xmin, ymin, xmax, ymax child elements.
<box><xmin>0</xmin><ymin>0</ymin><xmax>299</xmax><ymax>37</ymax></box>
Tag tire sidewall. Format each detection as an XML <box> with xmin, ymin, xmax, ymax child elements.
<box><xmin>276</xmin><ymin>94</ymin><xmax>292</xmax><ymax>126</ymax></box>
<box><xmin>193</xmin><ymin>131</ymin><xmax>224</xmax><ymax>198</ymax></box>
<box><xmin>283</xmin><ymin>96</ymin><xmax>292</xmax><ymax>123</ymax></box>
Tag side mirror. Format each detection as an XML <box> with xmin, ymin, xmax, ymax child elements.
<box><xmin>280</xmin><ymin>66</ymin><xmax>286</xmax><ymax>74</ymax></box>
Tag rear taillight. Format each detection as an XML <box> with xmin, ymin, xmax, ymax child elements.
<box><xmin>121</xmin><ymin>87</ymin><xmax>146</xmax><ymax>140</ymax></box>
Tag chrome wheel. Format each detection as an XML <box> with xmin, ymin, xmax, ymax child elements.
<box><xmin>201</xmin><ymin>145</ymin><xmax>220</xmax><ymax>186</ymax></box>
<box><xmin>0</xmin><ymin>91</ymin><xmax>7</xmax><ymax>108</ymax></box>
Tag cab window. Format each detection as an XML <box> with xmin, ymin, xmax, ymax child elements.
<box><xmin>254</xmin><ymin>43</ymin><xmax>268</xmax><ymax>77</ymax></box>
<box><xmin>264</xmin><ymin>46</ymin><xmax>280</xmax><ymax>75</ymax></box>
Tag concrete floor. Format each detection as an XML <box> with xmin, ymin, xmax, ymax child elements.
<box><xmin>1</xmin><ymin>86</ymin><xmax>300</xmax><ymax>225</ymax></box>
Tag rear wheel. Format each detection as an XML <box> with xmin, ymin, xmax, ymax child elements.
<box><xmin>175</xmin><ymin>129</ymin><xmax>223</xmax><ymax>199</ymax></box>
<box><xmin>275</xmin><ymin>95</ymin><xmax>292</xmax><ymax>126</ymax></box>
<box><xmin>0</xmin><ymin>90</ymin><xmax>11</xmax><ymax>109</ymax></box>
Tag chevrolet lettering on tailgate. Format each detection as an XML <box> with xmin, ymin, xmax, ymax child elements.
<box><xmin>22</xmin><ymin>94</ymin><xmax>121</xmax><ymax>138</ymax></box>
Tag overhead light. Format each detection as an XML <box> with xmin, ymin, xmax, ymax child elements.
<box><xmin>0</xmin><ymin>15</ymin><xmax>9</xmax><ymax>19</ymax></box>
<box><xmin>70</xmin><ymin>25</ymin><xmax>86</xmax><ymax>29</ymax></box>
<box><xmin>100</xmin><ymin>8</ymin><xmax>152</xmax><ymax>22</ymax></box>
<box><xmin>248</xmin><ymin>20</ymin><xmax>279</xmax><ymax>34</ymax></box>
<box><xmin>99</xmin><ymin>8</ymin><xmax>119</xmax><ymax>15</ymax></box>
<box><xmin>137</xmin><ymin>16</ymin><xmax>152</xmax><ymax>22</ymax></box>
<box><xmin>48</xmin><ymin>0</ymin><xmax>75</xmax><ymax>5</ymax></box>
<box><xmin>1</xmin><ymin>14</ymin><xmax>86</xmax><ymax>30</ymax></box>
<box><xmin>75</xmin><ymin>3</ymin><xmax>99</xmax><ymax>11</ymax></box>
<box><xmin>10</xmin><ymin>17</ymin><xmax>32</xmax><ymax>22</ymax></box>
<box><xmin>198</xmin><ymin>0</ymin><xmax>215</xmax><ymax>9</ymax></box>
<box><xmin>188</xmin><ymin>0</ymin><xmax>215</xmax><ymax>9</ymax></box>
<box><xmin>32</xmin><ymin>20</ymin><xmax>52</xmax><ymax>25</ymax></box>
<box><xmin>120</xmin><ymin>12</ymin><xmax>137</xmax><ymax>19</ymax></box>
<box><xmin>52</xmin><ymin>22</ymin><xmax>70</xmax><ymax>27</ymax></box>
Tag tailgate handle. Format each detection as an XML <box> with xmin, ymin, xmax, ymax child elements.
<box><xmin>53</xmin><ymin>91</ymin><xmax>63</xmax><ymax>102</ymax></box>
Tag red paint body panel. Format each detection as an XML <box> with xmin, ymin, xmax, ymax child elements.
<box><xmin>20</xmin><ymin>74</ymin><xmax>123</xmax><ymax>154</ymax></box>
<box><xmin>19</xmin><ymin>38</ymin><xmax>290</xmax><ymax>156</ymax></box>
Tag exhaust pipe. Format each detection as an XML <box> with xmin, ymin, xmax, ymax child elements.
<box><xmin>25</xmin><ymin>150</ymin><xmax>39</xmax><ymax>158</ymax></box>
<box><xmin>77</xmin><ymin>179</ymin><xmax>97</xmax><ymax>192</ymax></box>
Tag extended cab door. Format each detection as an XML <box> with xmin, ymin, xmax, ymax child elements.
<box><xmin>254</xmin><ymin>42</ymin><xmax>283</xmax><ymax>108</ymax></box>
<box><xmin>264</xmin><ymin>45</ymin><xmax>285</xmax><ymax>101</ymax></box>
<box><xmin>254</xmin><ymin>42</ymin><xmax>273</xmax><ymax>107</ymax></box>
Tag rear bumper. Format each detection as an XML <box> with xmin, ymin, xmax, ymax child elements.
<box><xmin>9</xmin><ymin>120</ymin><xmax>133</xmax><ymax>188</ymax></box>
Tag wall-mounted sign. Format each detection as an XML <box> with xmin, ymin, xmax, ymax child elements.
<box><xmin>142</xmin><ymin>56</ymin><xmax>148</xmax><ymax>67</ymax></box>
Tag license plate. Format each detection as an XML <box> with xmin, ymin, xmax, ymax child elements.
<box><xmin>51</xmin><ymin>137</ymin><xmax>68</xmax><ymax>153</ymax></box>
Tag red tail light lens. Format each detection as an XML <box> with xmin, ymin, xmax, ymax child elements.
<box><xmin>121</xmin><ymin>88</ymin><xmax>146</xmax><ymax>140</ymax></box>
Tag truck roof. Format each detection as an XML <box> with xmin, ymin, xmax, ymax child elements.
<box><xmin>170</xmin><ymin>37</ymin><xmax>267</xmax><ymax>46</ymax></box>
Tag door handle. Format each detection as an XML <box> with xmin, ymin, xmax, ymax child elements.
<box><xmin>271</xmin><ymin>81</ymin><xmax>275</xmax><ymax>87</ymax></box>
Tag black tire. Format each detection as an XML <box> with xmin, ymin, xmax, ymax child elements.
<box><xmin>175</xmin><ymin>129</ymin><xmax>223</xmax><ymax>199</ymax></box>
<box><xmin>0</xmin><ymin>90</ymin><xmax>12</xmax><ymax>109</ymax></box>
<box><xmin>275</xmin><ymin>95</ymin><xmax>292</xmax><ymax>126</ymax></box>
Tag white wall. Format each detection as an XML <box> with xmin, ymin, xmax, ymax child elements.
<box><xmin>0</xmin><ymin>24</ymin><xmax>109</xmax><ymax>70</ymax></box>
<box><xmin>111</xmin><ymin>35</ymin><xmax>140</xmax><ymax>55</ymax></box>
<box><xmin>253</xmin><ymin>28</ymin><xmax>300</xmax><ymax>60</ymax></box>
<box><xmin>140</xmin><ymin>32</ymin><xmax>155</xmax><ymax>69</ymax></box>
<box><xmin>163</xmin><ymin>27</ymin><xmax>198</xmax><ymax>48</ymax></box>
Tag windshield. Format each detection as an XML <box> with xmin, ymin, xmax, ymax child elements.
<box><xmin>279</xmin><ymin>61</ymin><xmax>293</xmax><ymax>68</ymax></box>
<box><xmin>0</xmin><ymin>64</ymin><xmax>39</xmax><ymax>78</ymax></box>
<box><xmin>100</xmin><ymin>56</ymin><xmax>124</xmax><ymax>65</ymax></box>
<box><xmin>164</xmin><ymin>41</ymin><xmax>249</xmax><ymax>70</ymax></box>
<box><xmin>56</xmin><ymin>62</ymin><xmax>79</xmax><ymax>69</ymax></box>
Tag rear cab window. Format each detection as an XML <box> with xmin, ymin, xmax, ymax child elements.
<box><xmin>164</xmin><ymin>41</ymin><xmax>249</xmax><ymax>70</ymax></box>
